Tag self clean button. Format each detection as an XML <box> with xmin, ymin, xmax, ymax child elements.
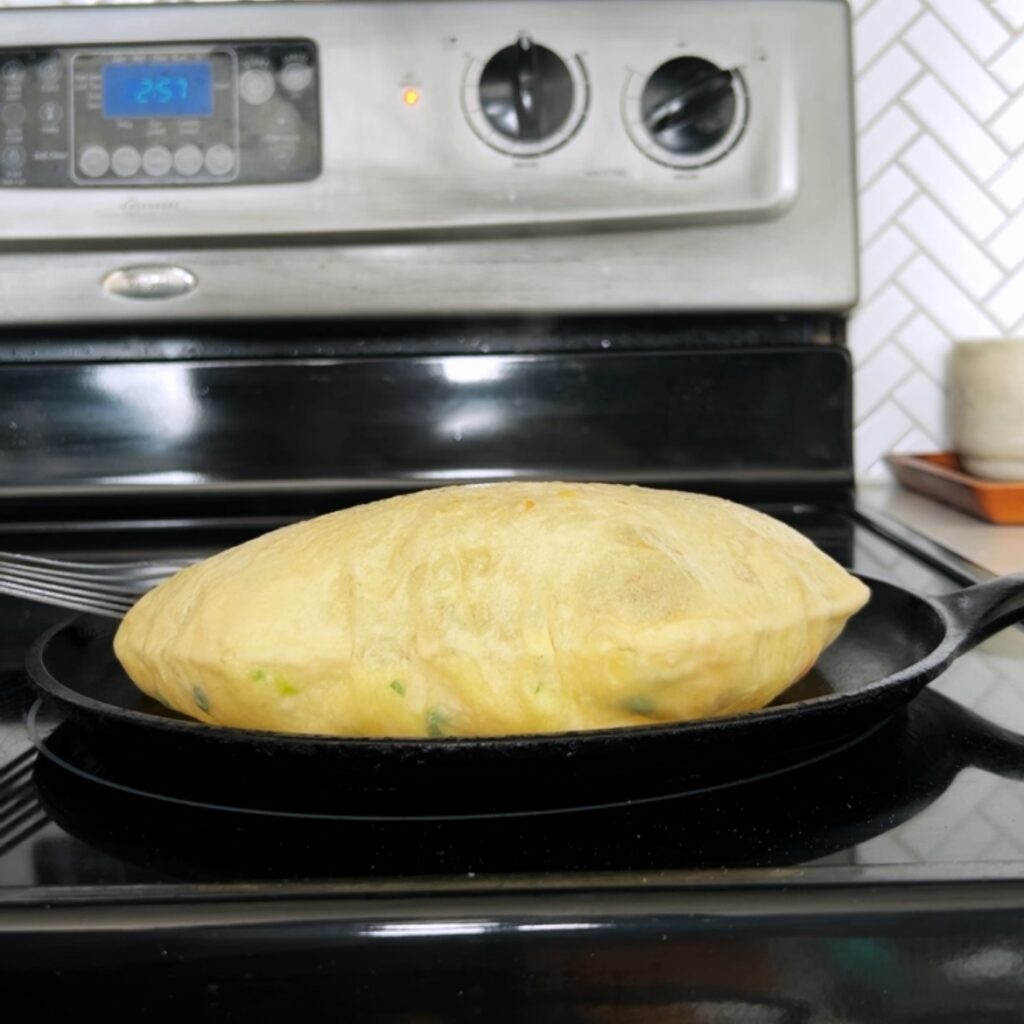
<box><xmin>38</xmin><ymin>100</ymin><xmax>63</xmax><ymax>125</ymax></box>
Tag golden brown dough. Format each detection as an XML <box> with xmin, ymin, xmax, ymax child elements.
<box><xmin>114</xmin><ymin>483</ymin><xmax>870</xmax><ymax>737</ymax></box>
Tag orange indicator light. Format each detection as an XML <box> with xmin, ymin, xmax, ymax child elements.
<box><xmin>403</xmin><ymin>87</ymin><xmax>421</xmax><ymax>106</ymax></box>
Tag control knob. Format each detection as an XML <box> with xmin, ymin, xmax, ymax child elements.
<box><xmin>475</xmin><ymin>35</ymin><xmax>584</xmax><ymax>154</ymax></box>
<box><xmin>640</xmin><ymin>56</ymin><xmax>746</xmax><ymax>164</ymax></box>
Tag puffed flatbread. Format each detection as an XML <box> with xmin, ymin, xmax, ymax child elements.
<box><xmin>114</xmin><ymin>483</ymin><xmax>870</xmax><ymax>737</ymax></box>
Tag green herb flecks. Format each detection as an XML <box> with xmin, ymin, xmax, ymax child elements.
<box><xmin>622</xmin><ymin>695</ymin><xmax>656</xmax><ymax>715</ymax></box>
<box><xmin>426</xmin><ymin>708</ymin><xmax>451</xmax><ymax>738</ymax></box>
<box><xmin>192</xmin><ymin>685</ymin><xmax>210</xmax><ymax>713</ymax></box>
<box><xmin>390</xmin><ymin>679</ymin><xmax>406</xmax><ymax>696</ymax></box>
<box><xmin>249</xmin><ymin>667</ymin><xmax>298</xmax><ymax>696</ymax></box>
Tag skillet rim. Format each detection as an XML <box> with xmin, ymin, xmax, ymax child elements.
<box><xmin>25</xmin><ymin>572</ymin><xmax>964</xmax><ymax>751</ymax></box>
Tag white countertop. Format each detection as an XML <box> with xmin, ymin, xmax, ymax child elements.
<box><xmin>859</xmin><ymin>484</ymin><xmax>1024</xmax><ymax>576</ymax></box>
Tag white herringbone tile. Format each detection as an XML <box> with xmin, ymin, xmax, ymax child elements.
<box><xmin>860</xmin><ymin>165</ymin><xmax>918</xmax><ymax>240</ymax></box>
<box><xmin>904</xmin><ymin>76</ymin><xmax>1007</xmax><ymax>180</ymax></box>
<box><xmin>987</xmin><ymin>261</ymin><xmax>1024</xmax><ymax>327</ymax></box>
<box><xmin>991</xmin><ymin>151</ymin><xmax>1024</xmax><ymax>210</ymax></box>
<box><xmin>995</xmin><ymin>0</ymin><xmax>1024</xmax><ymax>31</ymax></box>
<box><xmin>857</xmin><ymin>44</ymin><xmax>922</xmax><ymax>128</ymax></box>
<box><xmin>988</xmin><ymin>205</ymin><xmax>1024</xmax><ymax>269</ymax></box>
<box><xmin>850</xmin><ymin>0</ymin><xmax>1024</xmax><ymax>478</ymax></box>
<box><xmin>856</xmin><ymin>341</ymin><xmax>915</xmax><ymax>421</ymax></box>
<box><xmin>860</xmin><ymin>106</ymin><xmax>919</xmax><ymax>183</ymax></box>
<box><xmin>894</xmin><ymin>313</ymin><xmax>952</xmax><ymax>381</ymax></box>
<box><xmin>855</xmin><ymin>401</ymin><xmax>913</xmax><ymax>476</ymax></box>
<box><xmin>855</xmin><ymin>0</ymin><xmax>922</xmax><ymax>73</ymax></box>
<box><xmin>898</xmin><ymin>195</ymin><xmax>1003</xmax><ymax>296</ymax></box>
<box><xmin>989</xmin><ymin>34</ymin><xmax>1024</xmax><ymax>91</ymax></box>
<box><xmin>897</xmin><ymin>255</ymin><xmax>999</xmax><ymax>335</ymax></box>
<box><xmin>991</xmin><ymin>91</ymin><xmax>1024</xmax><ymax>151</ymax></box>
<box><xmin>927</xmin><ymin>0</ymin><xmax>1009</xmax><ymax>60</ymax></box>
<box><xmin>862</xmin><ymin>224</ymin><xmax>917</xmax><ymax>297</ymax></box>
<box><xmin>894</xmin><ymin>370</ymin><xmax>947</xmax><ymax>437</ymax></box>
<box><xmin>899</xmin><ymin>136</ymin><xmax>1004</xmax><ymax>238</ymax></box>
<box><xmin>905</xmin><ymin>14</ymin><xmax>1007</xmax><ymax>119</ymax></box>
<box><xmin>849</xmin><ymin>285</ymin><xmax>916</xmax><ymax>364</ymax></box>
<box><xmin>892</xmin><ymin>425</ymin><xmax>941</xmax><ymax>458</ymax></box>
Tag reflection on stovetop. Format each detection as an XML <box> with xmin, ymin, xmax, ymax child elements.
<box><xmin>3</xmin><ymin>509</ymin><xmax>1024</xmax><ymax>890</ymax></box>
<box><xmin>22</xmin><ymin>688</ymin><xmax>1024</xmax><ymax>885</ymax></box>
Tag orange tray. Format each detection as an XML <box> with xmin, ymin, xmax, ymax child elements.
<box><xmin>887</xmin><ymin>452</ymin><xmax>1024</xmax><ymax>525</ymax></box>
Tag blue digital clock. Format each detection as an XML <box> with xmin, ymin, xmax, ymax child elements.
<box><xmin>102</xmin><ymin>61</ymin><xmax>214</xmax><ymax>119</ymax></box>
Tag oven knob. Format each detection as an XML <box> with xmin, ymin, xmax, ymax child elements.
<box><xmin>479</xmin><ymin>35</ymin><xmax>575</xmax><ymax>146</ymax></box>
<box><xmin>641</xmin><ymin>56</ymin><xmax>745</xmax><ymax>162</ymax></box>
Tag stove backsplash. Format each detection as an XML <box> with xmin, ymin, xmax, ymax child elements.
<box><xmin>849</xmin><ymin>0</ymin><xmax>1024</xmax><ymax>479</ymax></box>
<box><xmin>0</xmin><ymin>344</ymin><xmax>854</xmax><ymax>507</ymax></box>
<box><xmin>4</xmin><ymin>0</ymin><xmax>1014</xmax><ymax>484</ymax></box>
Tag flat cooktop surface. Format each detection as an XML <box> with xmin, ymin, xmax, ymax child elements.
<box><xmin>2</xmin><ymin>503</ymin><xmax>1023</xmax><ymax>895</ymax></box>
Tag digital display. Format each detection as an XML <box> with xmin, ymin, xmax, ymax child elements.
<box><xmin>102</xmin><ymin>61</ymin><xmax>214</xmax><ymax>119</ymax></box>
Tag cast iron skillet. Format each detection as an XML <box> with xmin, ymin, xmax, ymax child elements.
<box><xmin>19</xmin><ymin>716</ymin><xmax>1024</xmax><ymax>1024</ymax></box>
<box><xmin>30</xmin><ymin>688</ymin><xmax>1024</xmax><ymax>876</ymax></box>
<box><xmin>26</xmin><ymin>572</ymin><xmax>1024</xmax><ymax>814</ymax></box>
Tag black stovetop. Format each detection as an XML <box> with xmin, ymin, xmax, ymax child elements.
<box><xmin>2</xmin><ymin>504</ymin><xmax>1023</xmax><ymax>891</ymax></box>
<box><xmin>3</xmin><ymin>503</ymin><xmax>1024</xmax><ymax>1020</ymax></box>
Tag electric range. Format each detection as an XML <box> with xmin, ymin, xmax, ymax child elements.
<box><xmin>4</xmin><ymin>0</ymin><xmax>1022</xmax><ymax>1017</ymax></box>
<box><xmin>0</xmin><ymin>337</ymin><xmax>1023</xmax><ymax>1021</ymax></box>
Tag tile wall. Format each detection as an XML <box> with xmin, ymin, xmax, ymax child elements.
<box><xmin>850</xmin><ymin>0</ymin><xmax>1024</xmax><ymax>478</ymax></box>
<box><xmin>0</xmin><ymin>0</ymin><xmax>1016</xmax><ymax>484</ymax></box>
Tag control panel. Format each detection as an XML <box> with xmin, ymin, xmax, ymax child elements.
<box><xmin>1</xmin><ymin>40</ymin><xmax>320</xmax><ymax>188</ymax></box>
<box><xmin>0</xmin><ymin>2</ymin><xmax>790</xmax><ymax>215</ymax></box>
<box><xmin>0</xmin><ymin>1</ymin><xmax>857</xmax><ymax>322</ymax></box>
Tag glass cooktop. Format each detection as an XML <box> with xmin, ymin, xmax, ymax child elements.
<box><xmin>2</xmin><ymin>505</ymin><xmax>1024</xmax><ymax>893</ymax></box>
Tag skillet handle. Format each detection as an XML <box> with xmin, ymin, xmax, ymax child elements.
<box><xmin>935</xmin><ymin>573</ymin><xmax>1024</xmax><ymax>656</ymax></box>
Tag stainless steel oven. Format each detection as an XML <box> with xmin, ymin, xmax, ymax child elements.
<box><xmin>7</xmin><ymin>3</ymin><xmax>1024</xmax><ymax>1022</ymax></box>
<box><xmin>0</xmin><ymin>0</ymin><xmax>856</xmax><ymax>322</ymax></box>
